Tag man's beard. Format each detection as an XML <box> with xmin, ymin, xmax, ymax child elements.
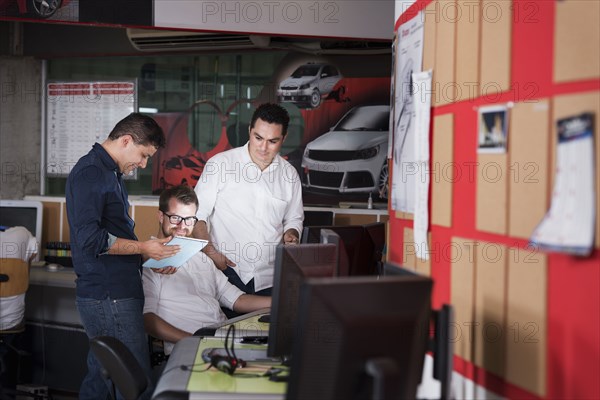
<box><xmin>163</xmin><ymin>226</ymin><xmax>189</xmax><ymax>238</ymax></box>
<box><xmin>124</xmin><ymin>164</ymin><xmax>137</xmax><ymax>176</ymax></box>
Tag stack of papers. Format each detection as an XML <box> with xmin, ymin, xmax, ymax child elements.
<box><xmin>143</xmin><ymin>236</ymin><xmax>208</xmax><ymax>269</ymax></box>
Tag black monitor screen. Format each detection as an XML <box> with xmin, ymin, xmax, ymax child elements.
<box><xmin>302</xmin><ymin>224</ymin><xmax>385</xmax><ymax>276</ymax></box>
<box><xmin>319</xmin><ymin>229</ymin><xmax>350</xmax><ymax>276</ymax></box>
<box><xmin>267</xmin><ymin>243</ymin><xmax>338</xmax><ymax>359</ymax></box>
<box><xmin>383</xmin><ymin>262</ymin><xmax>421</xmax><ymax>277</ymax></box>
<box><xmin>364</xmin><ymin>222</ymin><xmax>386</xmax><ymax>274</ymax></box>
<box><xmin>0</xmin><ymin>200</ymin><xmax>43</xmax><ymax>260</ymax></box>
<box><xmin>287</xmin><ymin>275</ymin><xmax>433</xmax><ymax>400</ymax></box>
<box><xmin>384</xmin><ymin>262</ymin><xmax>454</xmax><ymax>399</ymax></box>
<box><xmin>0</xmin><ymin>207</ymin><xmax>37</xmax><ymax>237</ymax></box>
<box><xmin>303</xmin><ymin>210</ymin><xmax>334</xmax><ymax>227</ymax></box>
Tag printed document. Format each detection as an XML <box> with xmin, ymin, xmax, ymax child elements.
<box><xmin>530</xmin><ymin>113</ymin><xmax>596</xmax><ymax>256</ymax></box>
<box><xmin>143</xmin><ymin>236</ymin><xmax>208</xmax><ymax>269</ymax></box>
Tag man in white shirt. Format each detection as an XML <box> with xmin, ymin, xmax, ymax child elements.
<box><xmin>0</xmin><ymin>225</ymin><xmax>37</xmax><ymax>392</ymax></box>
<box><xmin>192</xmin><ymin>103</ymin><xmax>303</xmax><ymax>303</ymax></box>
<box><xmin>142</xmin><ymin>186</ymin><xmax>270</xmax><ymax>355</ymax></box>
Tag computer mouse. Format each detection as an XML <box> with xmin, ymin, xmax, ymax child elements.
<box><xmin>46</xmin><ymin>263</ymin><xmax>60</xmax><ymax>271</ymax></box>
<box><xmin>258</xmin><ymin>314</ymin><xmax>271</xmax><ymax>323</ymax></box>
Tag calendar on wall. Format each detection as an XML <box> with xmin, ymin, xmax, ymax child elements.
<box><xmin>46</xmin><ymin>81</ymin><xmax>137</xmax><ymax>177</ymax></box>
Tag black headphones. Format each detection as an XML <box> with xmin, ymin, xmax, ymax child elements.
<box><xmin>209</xmin><ymin>325</ymin><xmax>246</xmax><ymax>375</ymax></box>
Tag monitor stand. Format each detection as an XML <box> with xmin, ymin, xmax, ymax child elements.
<box><xmin>365</xmin><ymin>357</ymin><xmax>401</xmax><ymax>400</ymax></box>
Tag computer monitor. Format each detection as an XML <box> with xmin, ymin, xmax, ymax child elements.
<box><xmin>287</xmin><ymin>275</ymin><xmax>433</xmax><ymax>400</ymax></box>
<box><xmin>267</xmin><ymin>243</ymin><xmax>338</xmax><ymax>359</ymax></box>
<box><xmin>364</xmin><ymin>222</ymin><xmax>386</xmax><ymax>275</ymax></box>
<box><xmin>302</xmin><ymin>224</ymin><xmax>383</xmax><ymax>276</ymax></box>
<box><xmin>304</xmin><ymin>210</ymin><xmax>334</xmax><ymax>227</ymax></box>
<box><xmin>0</xmin><ymin>199</ymin><xmax>43</xmax><ymax>260</ymax></box>
<box><xmin>383</xmin><ymin>262</ymin><xmax>420</xmax><ymax>277</ymax></box>
<box><xmin>384</xmin><ymin>262</ymin><xmax>454</xmax><ymax>400</ymax></box>
<box><xmin>319</xmin><ymin>229</ymin><xmax>350</xmax><ymax>276</ymax></box>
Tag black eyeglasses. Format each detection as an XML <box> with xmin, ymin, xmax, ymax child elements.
<box><xmin>162</xmin><ymin>212</ymin><xmax>198</xmax><ymax>226</ymax></box>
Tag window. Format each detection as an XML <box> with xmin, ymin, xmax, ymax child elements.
<box><xmin>45</xmin><ymin>52</ymin><xmax>303</xmax><ymax>195</ymax></box>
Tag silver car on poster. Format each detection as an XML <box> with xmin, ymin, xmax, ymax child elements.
<box><xmin>277</xmin><ymin>63</ymin><xmax>343</xmax><ymax>109</ymax></box>
<box><xmin>302</xmin><ymin>105</ymin><xmax>390</xmax><ymax>199</ymax></box>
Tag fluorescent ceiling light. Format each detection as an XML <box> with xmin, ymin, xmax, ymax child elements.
<box><xmin>139</xmin><ymin>107</ymin><xmax>158</xmax><ymax>114</ymax></box>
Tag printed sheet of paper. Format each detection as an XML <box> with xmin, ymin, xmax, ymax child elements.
<box><xmin>46</xmin><ymin>81</ymin><xmax>136</xmax><ymax>177</ymax></box>
<box><xmin>143</xmin><ymin>236</ymin><xmax>208</xmax><ymax>269</ymax></box>
<box><xmin>478</xmin><ymin>104</ymin><xmax>509</xmax><ymax>154</ymax></box>
<box><xmin>411</xmin><ymin>70</ymin><xmax>432</xmax><ymax>261</ymax></box>
<box><xmin>391</xmin><ymin>12</ymin><xmax>424</xmax><ymax>212</ymax></box>
<box><xmin>530</xmin><ymin>113</ymin><xmax>596</xmax><ymax>256</ymax></box>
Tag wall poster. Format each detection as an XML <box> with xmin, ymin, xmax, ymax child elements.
<box><xmin>46</xmin><ymin>81</ymin><xmax>137</xmax><ymax>178</ymax></box>
<box><xmin>391</xmin><ymin>11</ymin><xmax>424</xmax><ymax>213</ymax></box>
<box><xmin>152</xmin><ymin>55</ymin><xmax>392</xmax><ymax>205</ymax></box>
<box><xmin>530</xmin><ymin>112</ymin><xmax>596</xmax><ymax>256</ymax></box>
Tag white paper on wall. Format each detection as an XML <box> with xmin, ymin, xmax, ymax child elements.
<box><xmin>46</xmin><ymin>81</ymin><xmax>137</xmax><ymax>178</ymax></box>
<box><xmin>411</xmin><ymin>70</ymin><xmax>432</xmax><ymax>261</ymax></box>
<box><xmin>530</xmin><ymin>113</ymin><xmax>596</xmax><ymax>256</ymax></box>
<box><xmin>391</xmin><ymin>12</ymin><xmax>424</xmax><ymax>213</ymax></box>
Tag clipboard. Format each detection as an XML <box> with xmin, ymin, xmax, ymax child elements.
<box><xmin>142</xmin><ymin>236</ymin><xmax>208</xmax><ymax>269</ymax></box>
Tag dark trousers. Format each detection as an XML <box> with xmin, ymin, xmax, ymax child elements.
<box><xmin>0</xmin><ymin>331</ymin><xmax>22</xmax><ymax>398</ymax></box>
<box><xmin>221</xmin><ymin>267</ymin><xmax>272</xmax><ymax>319</ymax></box>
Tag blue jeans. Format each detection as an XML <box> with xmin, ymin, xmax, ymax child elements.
<box><xmin>76</xmin><ymin>297</ymin><xmax>153</xmax><ymax>400</ymax></box>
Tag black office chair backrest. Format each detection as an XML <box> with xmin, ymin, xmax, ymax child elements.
<box><xmin>0</xmin><ymin>258</ymin><xmax>29</xmax><ymax>298</ymax></box>
<box><xmin>89</xmin><ymin>336</ymin><xmax>148</xmax><ymax>400</ymax></box>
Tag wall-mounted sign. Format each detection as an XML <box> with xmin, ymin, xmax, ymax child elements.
<box><xmin>46</xmin><ymin>81</ymin><xmax>137</xmax><ymax>177</ymax></box>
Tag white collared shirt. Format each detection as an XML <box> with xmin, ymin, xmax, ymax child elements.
<box><xmin>195</xmin><ymin>143</ymin><xmax>304</xmax><ymax>291</ymax></box>
<box><xmin>142</xmin><ymin>252</ymin><xmax>244</xmax><ymax>354</ymax></box>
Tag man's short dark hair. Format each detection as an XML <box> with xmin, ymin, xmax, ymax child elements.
<box><xmin>250</xmin><ymin>103</ymin><xmax>290</xmax><ymax>137</ymax></box>
<box><xmin>108</xmin><ymin>113</ymin><xmax>166</xmax><ymax>149</ymax></box>
<box><xmin>159</xmin><ymin>185</ymin><xmax>199</xmax><ymax>213</ymax></box>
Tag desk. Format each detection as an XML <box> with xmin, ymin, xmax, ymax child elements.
<box><xmin>29</xmin><ymin>264</ymin><xmax>76</xmax><ymax>288</ymax></box>
<box><xmin>24</xmin><ymin>266</ymin><xmax>86</xmax><ymax>392</ymax></box>
<box><xmin>199</xmin><ymin>309</ymin><xmax>270</xmax><ymax>338</ymax></box>
<box><xmin>152</xmin><ymin>336</ymin><xmax>286</xmax><ymax>400</ymax></box>
<box><xmin>26</xmin><ymin>265</ymin><xmax>79</xmax><ymax>324</ymax></box>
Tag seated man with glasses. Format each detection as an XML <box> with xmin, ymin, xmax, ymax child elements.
<box><xmin>142</xmin><ymin>185</ymin><xmax>271</xmax><ymax>355</ymax></box>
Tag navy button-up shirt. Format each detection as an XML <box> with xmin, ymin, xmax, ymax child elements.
<box><xmin>66</xmin><ymin>143</ymin><xmax>143</xmax><ymax>300</ymax></box>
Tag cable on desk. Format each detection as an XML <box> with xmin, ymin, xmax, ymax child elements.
<box><xmin>161</xmin><ymin>363</ymin><xmax>211</xmax><ymax>376</ymax></box>
<box><xmin>161</xmin><ymin>363</ymin><xmax>281</xmax><ymax>379</ymax></box>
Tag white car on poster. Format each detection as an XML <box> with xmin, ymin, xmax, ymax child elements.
<box><xmin>277</xmin><ymin>63</ymin><xmax>343</xmax><ymax>109</ymax></box>
<box><xmin>302</xmin><ymin>105</ymin><xmax>390</xmax><ymax>199</ymax></box>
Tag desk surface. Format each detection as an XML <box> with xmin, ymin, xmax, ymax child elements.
<box><xmin>152</xmin><ymin>336</ymin><xmax>286</xmax><ymax>400</ymax></box>
<box><xmin>202</xmin><ymin>308</ymin><xmax>270</xmax><ymax>338</ymax></box>
<box><xmin>29</xmin><ymin>265</ymin><xmax>76</xmax><ymax>288</ymax></box>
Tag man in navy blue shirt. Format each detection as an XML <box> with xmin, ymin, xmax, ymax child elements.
<box><xmin>66</xmin><ymin>113</ymin><xmax>179</xmax><ymax>400</ymax></box>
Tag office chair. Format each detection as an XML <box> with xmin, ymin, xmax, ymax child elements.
<box><xmin>0</xmin><ymin>258</ymin><xmax>30</xmax><ymax>390</ymax></box>
<box><xmin>148</xmin><ymin>335</ymin><xmax>168</xmax><ymax>367</ymax></box>
<box><xmin>89</xmin><ymin>336</ymin><xmax>148</xmax><ymax>400</ymax></box>
<box><xmin>0</xmin><ymin>258</ymin><xmax>29</xmax><ymax>300</ymax></box>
